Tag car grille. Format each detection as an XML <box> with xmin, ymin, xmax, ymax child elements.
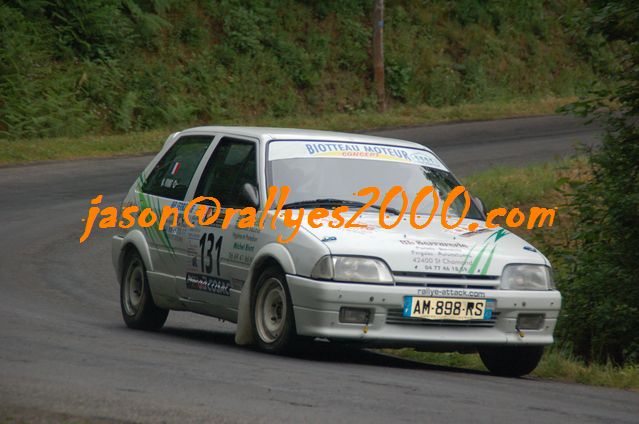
<box><xmin>392</xmin><ymin>271</ymin><xmax>500</xmax><ymax>289</ymax></box>
<box><xmin>385</xmin><ymin>308</ymin><xmax>499</xmax><ymax>327</ymax></box>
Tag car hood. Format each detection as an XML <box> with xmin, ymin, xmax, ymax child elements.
<box><xmin>302</xmin><ymin>212</ymin><xmax>548</xmax><ymax>277</ymax></box>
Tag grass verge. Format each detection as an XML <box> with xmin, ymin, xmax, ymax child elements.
<box><xmin>0</xmin><ymin>96</ymin><xmax>572</xmax><ymax>166</ymax></box>
<box><xmin>385</xmin><ymin>159</ymin><xmax>639</xmax><ymax>391</ymax></box>
<box><xmin>384</xmin><ymin>349</ymin><xmax>639</xmax><ymax>391</ymax></box>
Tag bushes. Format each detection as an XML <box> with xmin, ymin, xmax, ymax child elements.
<box><xmin>557</xmin><ymin>123</ymin><xmax>639</xmax><ymax>364</ymax></box>
<box><xmin>558</xmin><ymin>0</ymin><xmax>639</xmax><ymax>365</ymax></box>
<box><xmin>557</xmin><ymin>118</ymin><xmax>639</xmax><ymax>365</ymax></box>
<box><xmin>1</xmin><ymin>0</ymin><xmax>603</xmax><ymax>138</ymax></box>
<box><xmin>0</xmin><ymin>4</ymin><xmax>96</xmax><ymax>137</ymax></box>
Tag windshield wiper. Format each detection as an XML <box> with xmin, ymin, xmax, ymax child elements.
<box><xmin>282</xmin><ymin>198</ymin><xmax>361</xmax><ymax>209</ymax></box>
<box><xmin>282</xmin><ymin>198</ymin><xmax>400</xmax><ymax>215</ymax></box>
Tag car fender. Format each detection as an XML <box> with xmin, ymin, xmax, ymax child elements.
<box><xmin>117</xmin><ymin>230</ymin><xmax>154</xmax><ymax>283</ymax></box>
<box><xmin>235</xmin><ymin>243</ymin><xmax>296</xmax><ymax>345</ymax></box>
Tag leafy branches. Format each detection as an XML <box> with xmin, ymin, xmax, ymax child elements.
<box><xmin>558</xmin><ymin>0</ymin><xmax>639</xmax><ymax>365</ymax></box>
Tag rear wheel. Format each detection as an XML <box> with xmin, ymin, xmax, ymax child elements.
<box><xmin>120</xmin><ymin>250</ymin><xmax>168</xmax><ymax>330</ymax></box>
<box><xmin>479</xmin><ymin>345</ymin><xmax>544</xmax><ymax>377</ymax></box>
<box><xmin>251</xmin><ymin>266</ymin><xmax>297</xmax><ymax>354</ymax></box>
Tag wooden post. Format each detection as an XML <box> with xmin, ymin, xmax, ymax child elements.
<box><xmin>373</xmin><ymin>0</ymin><xmax>386</xmax><ymax>111</ymax></box>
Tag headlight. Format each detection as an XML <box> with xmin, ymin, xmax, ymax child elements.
<box><xmin>501</xmin><ymin>264</ymin><xmax>554</xmax><ymax>290</ymax></box>
<box><xmin>311</xmin><ymin>256</ymin><xmax>394</xmax><ymax>284</ymax></box>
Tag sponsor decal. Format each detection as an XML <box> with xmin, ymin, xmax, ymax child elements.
<box><xmin>409</xmin><ymin>152</ymin><xmax>444</xmax><ymax>168</ymax></box>
<box><xmin>458</xmin><ymin>228</ymin><xmax>510</xmax><ymax>276</ymax></box>
<box><xmin>268</xmin><ymin>141</ymin><xmax>448</xmax><ymax>170</ymax></box>
<box><xmin>137</xmin><ymin>192</ymin><xmax>176</xmax><ymax>256</ymax></box>
<box><xmin>403</xmin><ymin>239</ymin><xmax>472</xmax><ymax>273</ymax></box>
<box><xmin>417</xmin><ymin>288</ymin><xmax>486</xmax><ymax>298</ymax></box>
<box><xmin>227</xmin><ymin>231</ymin><xmax>255</xmax><ymax>265</ymax></box>
<box><xmin>186</xmin><ymin>273</ymin><xmax>231</xmax><ymax>296</ymax></box>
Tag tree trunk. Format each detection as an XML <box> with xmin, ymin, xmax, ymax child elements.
<box><xmin>373</xmin><ymin>0</ymin><xmax>386</xmax><ymax>112</ymax></box>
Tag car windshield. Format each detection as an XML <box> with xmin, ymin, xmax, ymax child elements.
<box><xmin>266</xmin><ymin>141</ymin><xmax>482</xmax><ymax>219</ymax></box>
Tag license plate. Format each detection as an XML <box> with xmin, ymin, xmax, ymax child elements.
<box><xmin>402</xmin><ymin>296</ymin><xmax>493</xmax><ymax>320</ymax></box>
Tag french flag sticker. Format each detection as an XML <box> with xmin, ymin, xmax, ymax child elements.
<box><xmin>170</xmin><ymin>162</ymin><xmax>181</xmax><ymax>175</ymax></box>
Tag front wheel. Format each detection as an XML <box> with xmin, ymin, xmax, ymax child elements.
<box><xmin>479</xmin><ymin>345</ymin><xmax>544</xmax><ymax>377</ymax></box>
<box><xmin>251</xmin><ymin>266</ymin><xmax>297</xmax><ymax>354</ymax></box>
<box><xmin>120</xmin><ymin>250</ymin><xmax>168</xmax><ymax>330</ymax></box>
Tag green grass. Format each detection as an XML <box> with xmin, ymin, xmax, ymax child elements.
<box><xmin>0</xmin><ymin>96</ymin><xmax>572</xmax><ymax>166</ymax></box>
<box><xmin>384</xmin><ymin>349</ymin><xmax>639</xmax><ymax>390</ymax></box>
<box><xmin>463</xmin><ymin>159</ymin><xmax>574</xmax><ymax>210</ymax></box>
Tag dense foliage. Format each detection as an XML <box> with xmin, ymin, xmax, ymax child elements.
<box><xmin>1</xmin><ymin>0</ymin><xmax>607</xmax><ymax>138</ymax></box>
<box><xmin>558</xmin><ymin>0</ymin><xmax>639</xmax><ymax>364</ymax></box>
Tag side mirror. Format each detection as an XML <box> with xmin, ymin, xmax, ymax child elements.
<box><xmin>242</xmin><ymin>183</ymin><xmax>259</xmax><ymax>208</ymax></box>
<box><xmin>473</xmin><ymin>196</ymin><xmax>487</xmax><ymax>216</ymax></box>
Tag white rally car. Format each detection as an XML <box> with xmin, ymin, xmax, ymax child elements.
<box><xmin>112</xmin><ymin>126</ymin><xmax>561</xmax><ymax>377</ymax></box>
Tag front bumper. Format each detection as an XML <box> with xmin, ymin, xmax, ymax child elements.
<box><xmin>286</xmin><ymin>275</ymin><xmax>561</xmax><ymax>349</ymax></box>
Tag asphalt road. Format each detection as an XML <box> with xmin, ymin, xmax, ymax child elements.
<box><xmin>2</xmin><ymin>115</ymin><xmax>637</xmax><ymax>423</ymax></box>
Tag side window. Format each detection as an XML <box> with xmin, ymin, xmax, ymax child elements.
<box><xmin>142</xmin><ymin>135</ymin><xmax>212</xmax><ymax>200</ymax></box>
<box><xmin>195</xmin><ymin>137</ymin><xmax>258</xmax><ymax>208</ymax></box>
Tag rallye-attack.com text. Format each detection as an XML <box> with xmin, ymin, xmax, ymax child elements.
<box><xmin>80</xmin><ymin>185</ymin><xmax>556</xmax><ymax>243</ymax></box>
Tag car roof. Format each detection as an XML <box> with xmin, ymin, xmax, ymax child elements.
<box><xmin>180</xmin><ymin>126</ymin><xmax>430</xmax><ymax>151</ymax></box>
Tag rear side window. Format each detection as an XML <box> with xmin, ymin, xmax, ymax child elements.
<box><xmin>195</xmin><ymin>137</ymin><xmax>258</xmax><ymax>208</ymax></box>
<box><xmin>142</xmin><ymin>135</ymin><xmax>212</xmax><ymax>200</ymax></box>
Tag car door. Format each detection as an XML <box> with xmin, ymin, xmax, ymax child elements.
<box><xmin>177</xmin><ymin>136</ymin><xmax>260</xmax><ymax>320</ymax></box>
<box><xmin>137</xmin><ymin>134</ymin><xmax>214</xmax><ymax>301</ymax></box>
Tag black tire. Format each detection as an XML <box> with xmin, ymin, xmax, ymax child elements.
<box><xmin>120</xmin><ymin>250</ymin><xmax>169</xmax><ymax>330</ymax></box>
<box><xmin>250</xmin><ymin>266</ymin><xmax>297</xmax><ymax>354</ymax></box>
<box><xmin>479</xmin><ymin>345</ymin><xmax>544</xmax><ymax>377</ymax></box>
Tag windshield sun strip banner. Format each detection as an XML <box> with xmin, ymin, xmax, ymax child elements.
<box><xmin>267</xmin><ymin>140</ymin><xmax>448</xmax><ymax>171</ymax></box>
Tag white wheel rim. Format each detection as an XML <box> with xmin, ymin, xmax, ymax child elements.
<box><xmin>255</xmin><ymin>277</ymin><xmax>287</xmax><ymax>344</ymax></box>
<box><xmin>124</xmin><ymin>259</ymin><xmax>144</xmax><ymax>316</ymax></box>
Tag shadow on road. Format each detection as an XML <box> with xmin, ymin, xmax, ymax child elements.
<box><xmin>293</xmin><ymin>341</ymin><xmax>489</xmax><ymax>377</ymax></box>
<box><xmin>157</xmin><ymin>324</ymin><xmax>489</xmax><ymax>377</ymax></box>
<box><xmin>160</xmin><ymin>326</ymin><xmax>237</xmax><ymax>347</ymax></box>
